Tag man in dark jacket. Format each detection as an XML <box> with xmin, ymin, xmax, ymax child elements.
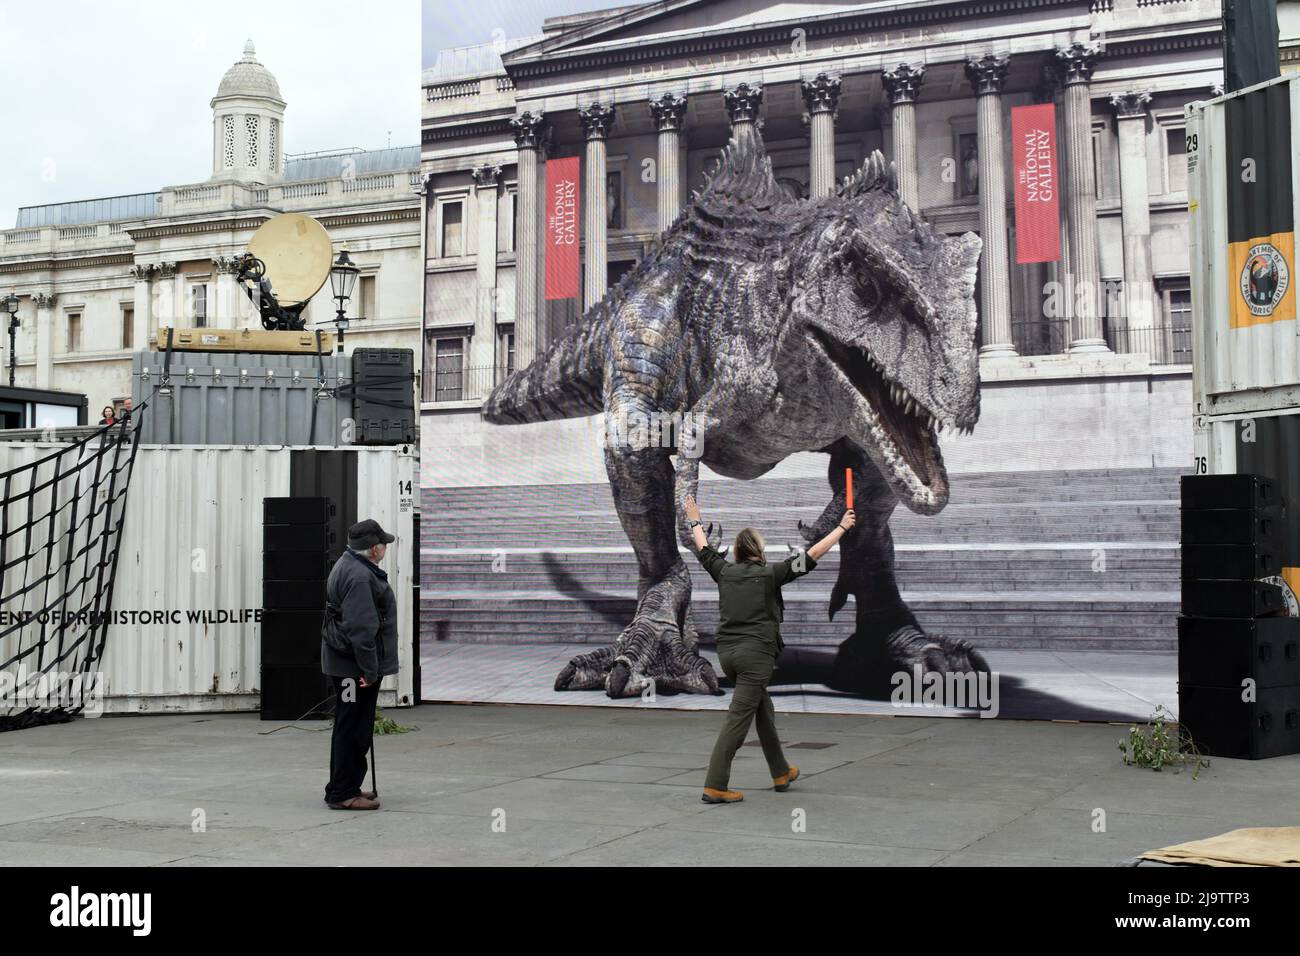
<box><xmin>322</xmin><ymin>518</ymin><xmax>399</xmax><ymax>810</ymax></box>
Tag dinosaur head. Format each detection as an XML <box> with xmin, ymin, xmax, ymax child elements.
<box><xmin>792</xmin><ymin>152</ymin><xmax>981</xmax><ymax>515</ymax></box>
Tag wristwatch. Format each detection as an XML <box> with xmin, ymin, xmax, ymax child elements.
<box><xmin>688</xmin><ymin>519</ymin><xmax>702</xmax><ymax>530</ymax></box>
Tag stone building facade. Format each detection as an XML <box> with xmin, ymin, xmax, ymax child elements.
<box><xmin>1</xmin><ymin>41</ymin><xmax>422</xmax><ymax>421</ymax></box>
<box><xmin>419</xmin><ymin>0</ymin><xmax>1300</xmax><ymax>482</ymax></box>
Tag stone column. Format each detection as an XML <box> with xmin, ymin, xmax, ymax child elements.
<box><xmin>33</xmin><ymin>292</ymin><xmax>55</xmax><ymax>389</ymax></box>
<box><xmin>1110</xmin><ymin>91</ymin><xmax>1157</xmax><ymax>358</ymax></box>
<box><xmin>724</xmin><ymin>82</ymin><xmax>763</xmax><ymax>145</ymax></box>
<box><xmin>509</xmin><ymin>110</ymin><xmax>549</xmax><ymax>368</ymax></box>
<box><xmin>579</xmin><ymin>102</ymin><xmax>616</xmax><ymax>312</ymax></box>
<box><xmin>155</xmin><ymin>262</ymin><xmax>178</xmax><ymax>332</ymax></box>
<box><xmin>130</xmin><ymin>264</ymin><xmax>153</xmax><ymax>350</ymax></box>
<box><xmin>212</xmin><ymin>256</ymin><xmax>240</xmax><ymax>329</ymax></box>
<box><xmin>649</xmin><ymin>92</ymin><xmax>688</xmax><ymax>233</ymax></box>
<box><xmin>882</xmin><ymin>63</ymin><xmax>926</xmax><ymax>212</ymax></box>
<box><xmin>965</xmin><ymin>54</ymin><xmax>1016</xmax><ymax>358</ymax></box>
<box><xmin>801</xmin><ymin>74</ymin><xmax>842</xmax><ymax>198</ymax></box>
<box><xmin>472</xmin><ymin>163</ymin><xmax>502</xmax><ymax>375</ymax></box>
<box><xmin>1056</xmin><ymin>42</ymin><xmax>1107</xmax><ymax>352</ymax></box>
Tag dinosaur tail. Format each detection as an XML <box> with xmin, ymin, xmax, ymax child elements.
<box><xmin>482</xmin><ymin>306</ymin><xmax>607</xmax><ymax>424</ymax></box>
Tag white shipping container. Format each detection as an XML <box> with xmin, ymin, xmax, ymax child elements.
<box><xmin>0</xmin><ymin>442</ymin><xmax>417</xmax><ymax>716</ymax></box>
<box><xmin>1187</xmin><ymin>72</ymin><xmax>1300</xmax><ymax>476</ymax></box>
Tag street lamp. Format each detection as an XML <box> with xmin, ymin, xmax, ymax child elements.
<box><xmin>328</xmin><ymin>249</ymin><xmax>359</xmax><ymax>355</ymax></box>
<box><xmin>3</xmin><ymin>291</ymin><xmax>19</xmax><ymax>387</ymax></box>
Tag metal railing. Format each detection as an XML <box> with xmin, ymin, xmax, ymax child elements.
<box><xmin>1105</xmin><ymin>322</ymin><xmax>1193</xmax><ymax>365</ymax></box>
<box><xmin>422</xmin><ymin>364</ymin><xmax>514</xmax><ymax>403</ymax></box>
<box><xmin>1011</xmin><ymin>318</ymin><xmax>1071</xmax><ymax>357</ymax></box>
<box><xmin>1010</xmin><ymin>319</ymin><xmax>1191</xmax><ymax>365</ymax></box>
<box><xmin>422</xmin><ymin>322</ymin><xmax>1192</xmax><ymax>405</ymax></box>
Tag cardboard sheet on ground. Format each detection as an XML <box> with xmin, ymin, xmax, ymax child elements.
<box><xmin>1142</xmin><ymin>827</ymin><xmax>1300</xmax><ymax>867</ymax></box>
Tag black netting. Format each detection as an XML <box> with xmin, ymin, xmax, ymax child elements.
<box><xmin>0</xmin><ymin>408</ymin><xmax>145</xmax><ymax>731</ymax></box>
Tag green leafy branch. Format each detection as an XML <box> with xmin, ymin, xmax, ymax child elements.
<box><xmin>1118</xmin><ymin>705</ymin><xmax>1209</xmax><ymax>778</ymax></box>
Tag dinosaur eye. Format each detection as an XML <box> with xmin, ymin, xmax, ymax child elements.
<box><xmin>855</xmin><ymin>274</ymin><xmax>882</xmax><ymax>310</ymax></box>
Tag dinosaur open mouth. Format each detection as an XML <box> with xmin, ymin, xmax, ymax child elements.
<box><xmin>808</xmin><ymin>326</ymin><xmax>950</xmax><ymax>511</ymax></box>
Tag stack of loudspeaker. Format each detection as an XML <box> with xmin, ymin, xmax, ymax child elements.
<box><xmin>1179</xmin><ymin>474</ymin><xmax>1300</xmax><ymax>758</ymax></box>
<box><xmin>352</xmin><ymin>348</ymin><xmax>415</xmax><ymax>445</ymax></box>
<box><xmin>261</xmin><ymin>496</ymin><xmax>338</xmax><ymax>720</ymax></box>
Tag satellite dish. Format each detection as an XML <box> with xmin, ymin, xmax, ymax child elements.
<box><xmin>246</xmin><ymin>214</ymin><xmax>332</xmax><ymax>307</ymax></box>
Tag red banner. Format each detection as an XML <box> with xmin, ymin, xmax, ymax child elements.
<box><xmin>1011</xmin><ymin>103</ymin><xmax>1061</xmax><ymax>264</ymax></box>
<box><xmin>544</xmin><ymin>156</ymin><xmax>581</xmax><ymax>300</ymax></box>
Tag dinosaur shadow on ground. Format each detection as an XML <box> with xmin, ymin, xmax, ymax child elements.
<box><xmin>540</xmin><ymin>554</ymin><xmax>1139</xmax><ymax>722</ymax></box>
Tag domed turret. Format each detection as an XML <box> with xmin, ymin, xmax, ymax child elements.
<box><xmin>210</xmin><ymin>40</ymin><xmax>286</xmax><ymax>183</ymax></box>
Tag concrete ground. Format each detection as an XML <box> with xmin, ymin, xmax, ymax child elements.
<box><xmin>2</xmin><ymin>702</ymin><xmax>1297</xmax><ymax>866</ymax></box>
<box><xmin>420</xmin><ymin>642</ymin><xmax>1178</xmax><ymax>722</ymax></box>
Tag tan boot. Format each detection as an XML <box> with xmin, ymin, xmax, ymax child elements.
<box><xmin>328</xmin><ymin>794</ymin><xmax>381</xmax><ymax>810</ymax></box>
<box><xmin>701</xmin><ymin>787</ymin><xmax>743</xmax><ymax>804</ymax></box>
<box><xmin>773</xmin><ymin>766</ymin><xmax>799</xmax><ymax>792</ymax></box>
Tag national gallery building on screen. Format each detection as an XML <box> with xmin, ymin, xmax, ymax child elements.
<box><xmin>419</xmin><ymin>0</ymin><xmax>1300</xmax><ymax>476</ymax></box>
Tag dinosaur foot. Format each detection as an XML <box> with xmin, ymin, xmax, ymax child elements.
<box><xmin>780</xmin><ymin>625</ymin><xmax>989</xmax><ymax>701</ymax></box>
<box><xmin>553</xmin><ymin>569</ymin><xmax>721</xmax><ymax>698</ymax></box>
<box><xmin>554</xmin><ymin>626</ymin><xmax>721</xmax><ymax>698</ymax></box>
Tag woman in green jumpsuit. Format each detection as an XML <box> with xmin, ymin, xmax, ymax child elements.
<box><xmin>684</xmin><ymin>495</ymin><xmax>856</xmax><ymax>804</ymax></box>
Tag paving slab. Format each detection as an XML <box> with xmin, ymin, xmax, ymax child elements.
<box><xmin>1</xmin><ymin>704</ymin><xmax>1296</xmax><ymax>867</ymax></box>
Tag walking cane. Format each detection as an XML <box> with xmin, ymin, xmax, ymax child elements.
<box><xmin>369</xmin><ymin>737</ymin><xmax>378</xmax><ymax>798</ymax></box>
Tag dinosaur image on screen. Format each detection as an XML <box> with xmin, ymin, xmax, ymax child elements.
<box><xmin>484</xmin><ymin>130</ymin><xmax>987</xmax><ymax>698</ymax></box>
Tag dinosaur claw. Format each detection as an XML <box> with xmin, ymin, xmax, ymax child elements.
<box><xmin>554</xmin><ymin>662</ymin><xmax>576</xmax><ymax>692</ymax></box>
<box><xmin>606</xmin><ymin>661</ymin><xmax>631</xmax><ymax>698</ymax></box>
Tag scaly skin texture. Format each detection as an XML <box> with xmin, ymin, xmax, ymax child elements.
<box><xmin>484</xmin><ymin>130</ymin><xmax>989</xmax><ymax>698</ymax></box>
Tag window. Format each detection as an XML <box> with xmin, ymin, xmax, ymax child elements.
<box><xmin>1166</xmin><ymin>285</ymin><xmax>1193</xmax><ymax>364</ymax></box>
<box><xmin>1166</xmin><ymin>127</ymin><xmax>1188</xmax><ymax>193</ymax></box>
<box><xmin>66</xmin><ymin>313</ymin><xmax>81</xmax><ymax>353</ymax></box>
<box><xmin>957</xmin><ymin>131</ymin><xmax>979</xmax><ymax>199</ymax></box>
<box><xmin>434</xmin><ymin>337</ymin><xmax>464</xmax><ymax>401</ymax></box>
<box><xmin>223</xmin><ymin>115</ymin><xmax>236</xmax><ymax>168</ymax></box>
<box><xmin>510</xmin><ymin>192</ymin><xmax>517</xmax><ymax>251</ymax></box>
<box><xmin>608</xmin><ymin>259</ymin><xmax>636</xmax><ymax>289</ymax></box>
<box><xmin>1099</xmin><ymin>278</ymin><xmax>1124</xmax><ymax>347</ymax></box>
<box><xmin>122</xmin><ymin>306</ymin><xmax>134</xmax><ymax>349</ymax></box>
<box><xmin>441</xmin><ymin>201</ymin><xmax>464</xmax><ymax>257</ymax></box>
<box><xmin>498</xmin><ymin>327</ymin><xmax>515</xmax><ymax>376</ymax></box>
<box><xmin>359</xmin><ymin>275</ymin><xmax>376</xmax><ymax>319</ymax></box>
<box><xmin>245</xmin><ymin>114</ymin><xmax>259</xmax><ymax>167</ymax></box>
<box><xmin>191</xmin><ymin>284</ymin><xmax>208</xmax><ymax>328</ymax></box>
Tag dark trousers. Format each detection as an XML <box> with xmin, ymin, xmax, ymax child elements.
<box><xmin>325</xmin><ymin>676</ymin><xmax>380</xmax><ymax>804</ymax></box>
<box><xmin>704</xmin><ymin>638</ymin><xmax>790</xmax><ymax>791</ymax></box>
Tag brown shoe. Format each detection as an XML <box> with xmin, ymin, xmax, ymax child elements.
<box><xmin>773</xmin><ymin>766</ymin><xmax>800</xmax><ymax>792</ymax></box>
<box><xmin>328</xmin><ymin>795</ymin><xmax>381</xmax><ymax>810</ymax></box>
<box><xmin>701</xmin><ymin>787</ymin><xmax>743</xmax><ymax>804</ymax></box>
<box><xmin>360</xmin><ymin>791</ymin><xmax>377</xmax><ymax>800</ymax></box>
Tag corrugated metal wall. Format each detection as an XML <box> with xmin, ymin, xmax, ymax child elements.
<box><xmin>0</xmin><ymin>442</ymin><xmax>416</xmax><ymax>715</ymax></box>
<box><xmin>1189</xmin><ymin>76</ymin><xmax>1300</xmax><ymax>408</ymax></box>
<box><xmin>132</xmin><ymin>352</ymin><xmax>354</xmax><ymax>446</ymax></box>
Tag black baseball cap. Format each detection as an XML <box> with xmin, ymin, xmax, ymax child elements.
<box><xmin>348</xmin><ymin>518</ymin><xmax>395</xmax><ymax>550</ymax></box>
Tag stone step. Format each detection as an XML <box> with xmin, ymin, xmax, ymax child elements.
<box><xmin>420</xmin><ymin>571</ymin><xmax>1179</xmax><ymax>592</ymax></box>
<box><xmin>418</xmin><ymin>466</ymin><xmax>1185</xmax><ymax>652</ymax></box>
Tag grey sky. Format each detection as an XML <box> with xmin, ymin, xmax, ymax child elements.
<box><xmin>0</xmin><ymin>0</ymin><xmax>420</xmax><ymax>228</ymax></box>
<box><xmin>423</xmin><ymin>0</ymin><xmax>627</xmax><ymax>67</ymax></box>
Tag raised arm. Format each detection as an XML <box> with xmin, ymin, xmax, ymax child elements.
<box><xmin>684</xmin><ymin>495</ymin><xmax>709</xmax><ymax>551</ymax></box>
<box><xmin>807</xmin><ymin>509</ymin><xmax>856</xmax><ymax>562</ymax></box>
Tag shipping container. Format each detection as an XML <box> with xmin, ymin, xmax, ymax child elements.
<box><xmin>0</xmin><ymin>442</ymin><xmax>417</xmax><ymax>715</ymax></box>
<box><xmin>1187</xmin><ymin>73</ymin><xmax>1300</xmax><ymax>429</ymax></box>
<box><xmin>1186</xmin><ymin>72</ymin><xmax>1300</xmax><ymax>598</ymax></box>
<box><xmin>132</xmin><ymin>351</ymin><xmax>354</xmax><ymax>446</ymax></box>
